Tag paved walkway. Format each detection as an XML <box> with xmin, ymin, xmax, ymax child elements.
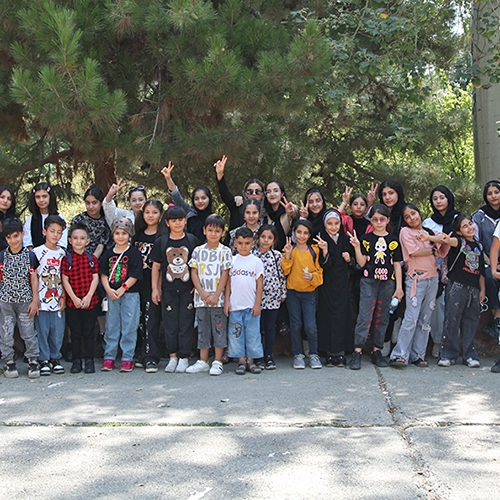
<box><xmin>1</xmin><ymin>355</ymin><xmax>500</xmax><ymax>499</ymax></box>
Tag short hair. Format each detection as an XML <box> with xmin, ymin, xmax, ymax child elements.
<box><xmin>235</xmin><ymin>226</ymin><xmax>253</xmax><ymax>239</ymax></box>
<box><xmin>204</xmin><ymin>214</ymin><xmax>225</xmax><ymax>230</ymax></box>
<box><xmin>68</xmin><ymin>222</ymin><xmax>89</xmax><ymax>237</ymax></box>
<box><xmin>165</xmin><ymin>206</ymin><xmax>186</xmax><ymax>220</ymax></box>
<box><xmin>44</xmin><ymin>214</ymin><xmax>66</xmax><ymax>230</ymax></box>
<box><xmin>2</xmin><ymin>217</ymin><xmax>23</xmax><ymax>236</ymax></box>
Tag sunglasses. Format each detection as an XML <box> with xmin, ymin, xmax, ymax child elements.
<box><xmin>129</xmin><ymin>185</ymin><xmax>146</xmax><ymax>194</ymax></box>
<box><xmin>245</xmin><ymin>189</ymin><xmax>263</xmax><ymax>195</ymax></box>
<box><xmin>371</xmin><ymin>216</ymin><xmax>388</xmax><ymax>223</ymax></box>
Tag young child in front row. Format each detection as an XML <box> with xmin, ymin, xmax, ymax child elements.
<box><xmin>187</xmin><ymin>214</ymin><xmax>232</xmax><ymax>375</ymax></box>
<box><xmin>99</xmin><ymin>217</ymin><xmax>143</xmax><ymax>372</ymax></box>
<box><xmin>225</xmin><ymin>227</ymin><xmax>264</xmax><ymax>375</ymax></box>
<box><xmin>61</xmin><ymin>222</ymin><xmax>100</xmax><ymax>374</ymax></box>
<box><xmin>0</xmin><ymin>218</ymin><xmax>40</xmax><ymax>378</ymax></box>
<box><xmin>32</xmin><ymin>215</ymin><xmax>67</xmax><ymax>376</ymax></box>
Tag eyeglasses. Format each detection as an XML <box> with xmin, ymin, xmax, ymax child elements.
<box><xmin>371</xmin><ymin>216</ymin><xmax>388</xmax><ymax>223</ymax></box>
<box><xmin>245</xmin><ymin>189</ymin><xmax>263</xmax><ymax>195</ymax></box>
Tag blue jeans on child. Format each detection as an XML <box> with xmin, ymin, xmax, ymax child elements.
<box><xmin>286</xmin><ymin>290</ymin><xmax>319</xmax><ymax>356</ymax></box>
<box><xmin>35</xmin><ymin>310</ymin><xmax>65</xmax><ymax>361</ymax></box>
<box><xmin>228</xmin><ymin>308</ymin><xmax>263</xmax><ymax>359</ymax></box>
<box><xmin>104</xmin><ymin>292</ymin><xmax>140</xmax><ymax>362</ymax></box>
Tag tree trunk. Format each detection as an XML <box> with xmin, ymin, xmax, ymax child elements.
<box><xmin>93</xmin><ymin>154</ymin><xmax>116</xmax><ymax>193</ymax></box>
<box><xmin>472</xmin><ymin>0</ymin><xmax>500</xmax><ymax>184</ymax></box>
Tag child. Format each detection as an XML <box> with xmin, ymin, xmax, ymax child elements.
<box><xmin>61</xmin><ymin>222</ymin><xmax>100</xmax><ymax>374</ymax></box>
<box><xmin>388</xmin><ymin>204</ymin><xmax>447</xmax><ymax>368</ymax></box>
<box><xmin>99</xmin><ymin>217</ymin><xmax>143</xmax><ymax>372</ymax></box>
<box><xmin>348</xmin><ymin>204</ymin><xmax>404</xmax><ymax>370</ymax></box>
<box><xmin>252</xmin><ymin>224</ymin><xmax>287</xmax><ymax>369</ymax></box>
<box><xmin>438</xmin><ymin>214</ymin><xmax>485</xmax><ymax>368</ymax></box>
<box><xmin>0</xmin><ymin>218</ymin><xmax>40</xmax><ymax>378</ymax></box>
<box><xmin>23</xmin><ymin>182</ymin><xmax>68</xmax><ymax>249</ymax></box>
<box><xmin>187</xmin><ymin>214</ymin><xmax>232</xmax><ymax>375</ymax></box>
<box><xmin>32</xmin><ymin>215</ymin><xmax>67</xmax><ymax>376</ymax></box>
<box><xmin>151</xmin><ymin>206</ymin><xmax>198</xmax><ymax>373</ymax></box>
<box><xmin>224</xmin><ymin>227</ymin><xmax>264</xmax><ymax>374</ymax></box>
<box><xmin>134</xmin><ymin>200</ymin><xmax>164</xmax><ymax>373</ymax></box>
<box><xmin>282</xmin><ymin>219</ymin><xmax>323</xmax><ymax>369</ymax></box>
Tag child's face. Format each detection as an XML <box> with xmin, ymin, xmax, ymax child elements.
<box><xmin>381</xmin><ymin>187</ymin><xmax>398</xmax><ymax>209</ymax></box>
<box><xmin>457</xmin><ymin>218</ymin><xmax>476</xmax><ymax>240</ymax></box>
<box><xmin>370</xmin><ymin>212</ymin><xmax>389</xmax><ymax>232</ymax></box>
<box><xmin>166</xmin><ymin>217</ymin><xmax>187</xmax><ymax>234</ymax></box>
<box><xmin>193</xmin><ymin>190</ymin><xmax>210</xmax><ymax>211</ymax></box>
<box><xmin>35</xmin><ymin>190</ymin><xmax>50</xmax><ymax>211</ymax></box>
<box><xmin>85</xmin><ymin>195</ymin><xmax>102</xmax><ymax>218</ymax></box>
<box><xmin>403</xmin><ymin>208</ymin><xmax>422</xmax><ymax>229</ymax></box>
<box><xmin>325</xmin><ymin>217</ymin><xmax>341</xmax><ymax>236</ymax></box>
<box><xmin>43</xmin><ymin>223</ymin><xmax>64</xmax><ymax>245</ymax></box>
<box><xmin>307</xmin><ymin>193</ymin><xmax>323</xmax><ymax>215</ymax></box>
<box><xmin>5</xmin><ymin>231</ymin><xmax>23</xmax><ymax>251</ymax></box>
<box><xmin>143</xmin><ymin>205</ymin><xmax>162</xmax><ymax>227</ymax></box>
<box><xmin>432</xmin><ymin>191</ymin><xmax>449</xmax><ymax>214</ymax></box>
<box><xmin>0</xmin><ymin>190</ymin><xmax>13</xmax><ymax>213</ymax></box>
<box><xmin>129</xmin><ymin>190</ymin><xmax>146</xmax><ymax>213</ymax></box>
<box><xmin>68</xmin><ymin>229</ymin><xmax>90</xmax><ymax>253</ymax></box>
<box><xmin>350</xmin><ymin>197</ymin><xmax>367</xmax><ymax>218</ymax></box>
<box><xmin>113</xmin><ymin>228</ymin><xmax>130</xmax><ymax>246</ymax></box>
<box><xmin>486</xmin><ymin>186</ymin><xmax>500</xmax><ymax>209</ymax></box>
<box><xmin>244</xmin><ymin>204</ymin><xmax>260</xmax><ymax>226</ymax></box>
<box><xmin>294</xmin><ymin>225</ymin><xmax>311</xmax><ymax>245</ymax></box>
<box><xmin>203</xmin><ymin>224</ymin><xmax>224</xmax><ymax>245</ymax></box>
<box><xmin>258</xmin><ymin>230</ymin><xmax>275</xmax><ymax>252</ymax></box>
<box><xmin>234</xmin><ymin>236</ymin><xmax>253</xmax><ymax>256</ymax></box>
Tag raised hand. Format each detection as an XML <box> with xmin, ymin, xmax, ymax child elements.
<box><xmin>284</xmin><ymin>236</ymin><xmax>293</xmax><ymax>258</ymax></box>
<box><xmin>280</xmin><ymin>196</ymin><xmax>296</xmax><ymax>214</ymax></box>
<box><xmin>161</xmin><ymin>161</ymin><xmax>175</xmax><ymax>180</ymax></box>
<box><xmin>214</xmin><ymin>155</ymin><xmax>228</xmax><ymax>181</ymax></box>
<box><xmin>348</xmin><ymin>229</ymin><xmax>360</xmax><ymax>248</ymax></box>
<box><xmin>299</xmin><ymin>200</ymin><xmax>309</xmax><ymax>218</ymax></box>
<box><xmin>367</xmin><ymin>182</ymin><xmax>379</xmax><ymax>206</ymax></box>
<box><xmin>313</xmin><ymin>235</ymin><xmax>328</xmax><ymax>255</ymax></box>
<box><xmin>342</xmin><ymin>186</ymin><xmax>353</xmax><ymax>206</ymax></box>
<box><xmin>107</xmin><ymin>178</ymin><xmax>125</xmax><ymax>198</ymax></box>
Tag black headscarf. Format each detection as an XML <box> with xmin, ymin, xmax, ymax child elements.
<box><xmin>480</xmin><ymin>180</ymin><xmax>500</xmax><ymax>220</ymax></box>
<box><xmin>304</xmin><ymin>188</ymin><xmax>328</xmax><ymax>238</ymax></box>
<box><xmin>429</xmin><ymin>185</ymin><xmax>460</xmax><ymax>233</ymax></box>
<box><xmin>264</xmin><ymin>180</ymin><xmax>287</xmax><ymax>250</ymax></box>
<box><xmin>187</xmin><ymin>186</ymin><xmax>213</xmax><ymax>242</ymax></box>
<box><xmin>378</xmin><ymin>180</ymin><xmax>406</xmax><ymax>235</ymax></box>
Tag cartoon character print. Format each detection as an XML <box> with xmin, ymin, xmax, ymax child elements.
<box><xmin>463</xmin><ymin>243</ymin><xmax>481</xmax><ymax>274</ymax></box>
<box><xmin>374</xmin><ymin>237</ymin><xmax>387</xmax><ymax>265</ymax></box>
<box><xmin>136</xmin><ymin>241</ymin><xmax>154</xmax><ymax>269</ymax></box>
<box><xmin>41</xmin><ymin>266</ymin><xmax>61</xmax><ymax>303</ymax></box>
<box><xmin>165</xmin><ymin>246</ymin><xmax>190</xmax><ymax>282</ymax></box>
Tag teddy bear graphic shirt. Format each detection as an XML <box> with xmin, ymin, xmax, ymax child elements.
<box><xmin>360</xmin><ymin>233</ymin><xmax>402</xmax><ymax>281</ymax></box>
<box><xmin>99</xmin><ymin>245</ymin><xmax>143</xmax><ymax>293</ymax></box>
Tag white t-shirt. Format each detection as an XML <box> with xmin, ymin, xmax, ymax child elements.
<box><xmin>229</xmin><ymin>253</ymin><xmax>264</xmax><ymax>311</ymax></box>
<box><xmin>32</xmin><ymin>244</ymin><xmax>66</xmax><ymax>312</ymax></box>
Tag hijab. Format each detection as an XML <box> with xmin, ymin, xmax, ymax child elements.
<box><xmin>480</xmin><ymin>180</ymin><xmax>500</xmax><ymax>220</ymax></box>
<box><xmin>187</xmin><ymin>186</ymin><xmax>213</xmax><ymax>242</ymax></box>
<box><xmin>429</xmin><ymin>185</ymin><xmax>460</xmax><ymax>233</ymax></box>
<box><xmin>304</xmin><ymin>188</ymin><xmax>328</xmax><ymax>238</ymax></box>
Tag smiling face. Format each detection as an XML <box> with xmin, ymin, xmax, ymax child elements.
<box><xmin>432</xmin><ymin>190</ymin><xmax>449</xmax><ymax>215</ymax></box>
<box><xmin>193</xmin><ymin>189</ymin><xmax>210</xmax><ymax>211</ymax></box>
<box><xmin>266</xmin><ymin>182</ymin><xmax>283</xmax><ymax>207</ymax></box>
<box><xmin>113</xmin><ymin>228</ymin><xmax>130</xmax><ymax>247</ymax></box>
<box><xmin>307</xmin><ymin>192</ymin><xmax>324</xmax><ymax>216</ymax></box>
<box><xmin>244</xmin><ymin>204</ymin><xmax>260</xmax><ymax>228</ymax></box>
<box><xmin>35</xmin><ymin>190</ymin><xmax>50</xmax><ymax>213</ymax></box>
<box><xmin>294</xmin><ymin>225</ymin><xmax>311</xmax><ymax>246</ymax></box>
<box><xmin>165</xmin><ymin>217</ymin><xmax>187</xmax><ymax>237</ymax></box>
<box><xmin>204</xmin><ymin>224</ymin><xmax>224</xmax><ymax>246</ymax></box>
<box><xmin>5</xmin><ymin>231</ymin><xmax>23</xmax><ymax>253</ymax></box>
<box><xmin>245</xmin><ymin>183</ymin><xmax>264</xmax><ymax>201</ymax></box>
<box><xmin>43</xmin><ymin>223</ymin><xmax>64</xmax><ymax>246</ymax></box>
<box><xmin>0</xmin><ymin>190</ymin><xmax>13</xmax><ymax>214</ymax></box>
<box><xmin>403</xmin><ymin>207</ymin><xmax>422</xmax><ymax>230</ymax></box>
<box><xmin>325</xmin><ymin>217</ymin><xmax>341</xmax><ymax>236</ymax></box>
<box><xmin>350</xmin><ymin>196</ymin><xmax>367</xmax><ymax>218</ymax></box>
<box><xmin>457</xmin><ymin>217</ymin><xmax>476</xmax><ymax>240</ymax></box>
<box><xmin>85</xmin><ymin>195</ymin><xmax>102</xmax><ymax>219</ymax></box>
<box><xmin>69</xmin><ymin>228</ymin><xmax>90</xmax><ymax>253</ymax></box>
<box><xmin>129</xmin><ymin>190</ymin><xmax>146</xmax><ymax>213</ymax></box>
<box><xmin>486</xmin><ymin>185</ymin><xmax>500</xmax><ymax>210</ymax></box>
<box><xmin>143</xmin><ymin>204</ymin><xmax>162</xmax><ymax>228</ymax></box>
<box><xmin>370</xmin><ymin>212</ymin><xmax>389</xmax><ymax>233</ymax></box>
<box><xmin>381</xmin><ymin>187</ymin><xmax>398</xmax><ymax>209</ymax></box>
<box><xmin>258</xmin><ymin>229</ymin><xmax>276</xmax><ymax>252</ymax></box>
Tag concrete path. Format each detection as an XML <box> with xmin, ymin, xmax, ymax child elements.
<box><xmin>1</xmin><ymin>355</ymin><xmax>499</xmax><ymax>499</ymax></box>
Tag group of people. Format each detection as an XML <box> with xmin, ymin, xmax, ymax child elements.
<box><xmin>0</xmin><ymin>157</ymin><xmax>499</xmax><ymax>379</ymax></box>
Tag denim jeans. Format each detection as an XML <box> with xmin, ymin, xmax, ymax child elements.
<box><xmin>104</xmin><ymin>292</ymin><xmax>140</xmax><ymax>362</ymax></box>
<box><xmin>228</xmin><ymin>308</ymin><xmax>263</xmax><ymax>359</ymax></box>
<box><xmin>35</xmin><ymin>310</ymin><xmax>66</xmax><ymax>361</ymax></box>
<box><xmin>440</xmin><ymin>280</ymin><xmax>480</xmax><ymax>362</ymax></box>
<box><xmin>0</xmin><ymin>301</ymin><xmax>38</xmax><ymax>361</ymax></box>
<box><xmin>287</xmin><ymin>290</ymin><xmax>318</xmax><ymax>356</ymax></box>
<box><xmin>391</xmin><ymin>277</ymin><xmax>437</xmax><ymax>363</ymax></box>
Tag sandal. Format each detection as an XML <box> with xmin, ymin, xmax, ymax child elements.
<box><xmin>411</xmin><ymin>358</ymin><xmax>428</xmax><ymax>367</ymax></box>
<box><xmin>235</xmin><ymin>363</ymin><xmax>246</xmax><ymax>375</ymax></box>
<box><xmin>246</xmin><ymin>362</ymin><xmax>262</xmax><ymax>374</ymax></box>
<box><xmin>221</xmin><ymin>349</ymin><xmax>229</xmax><ymax>364</ymax></box>
<box><xmin>389</xmin><ymin>357</ymin><xmax>406</xmax><ymax>368</ymax></box>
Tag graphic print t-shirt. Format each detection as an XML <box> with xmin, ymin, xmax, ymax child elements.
<box><xmin>99</xmin><ymin>245</ymin><xmax>143</xmax><ymax>293</ymax></box>
<box><xmin>0</xmin><ymin>247</ymin><xmax>38</xmax><ymax>303</ymax></box>
<box><xmin>33</xmin><ymin>245</ymin><xmax>66</xmax><ymax>312</ymax></box>
<box><xmin>360</xmin><ymin>232</ymin><xmax>402</xmax><ymax>281</ymax></box>
<box><xmin>447</xmin><ymin>237</ymin><xmax>485</xmax><ymax>289</ymax></box>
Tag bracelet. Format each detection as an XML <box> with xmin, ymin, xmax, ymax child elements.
<box><xmin>122</xmin><ymin>283</ymin><xmax>129</xmax><ymax>291</ymax></box>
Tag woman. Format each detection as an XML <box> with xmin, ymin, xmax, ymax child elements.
<box><xmin>103</xmin><ymin>179</ymin><xmax>147</xmax><ymax>226</ymax></box>
<box><xmin>0</xmin><ymin>185</ymin><xmax>16</xmax><ymax>252</ymax></box>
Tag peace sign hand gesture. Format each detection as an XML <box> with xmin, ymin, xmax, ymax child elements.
<box><xmin>284</xmin><ymin>236</ymin><xmax>293</xmax><ymax>259</ymax></box>
<box><xmin>367</xmin><ymin>182</ymin><xmax>379</xmax><ymax>207</ymax></box>
<box><xmin>280</xmin><ymin>196</ymin><xmax>296</xmax><ymax>215</ymax></box>
<box><xmin>299</xmin><ymin>200</ymin><xmax>309</xmax><ymax>219</ymax></box>
<box><xmin>214</xmin><ymin>155</ymin><xmax>228</xmax><ymax>181</ymax></box>
<box><xmin>313</xmin><ymin>235</ymin><xmax>328</xmax><ymax>256</ymax></box>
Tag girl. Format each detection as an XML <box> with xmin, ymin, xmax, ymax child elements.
<box><xmin>316</xmin><ymin>209</ymin><xmax>353</xmax><ymax>367</ymax></box>
<box><xmin>282</xmin><ymin>220</ymin><xmax>323</xmax><ymax>369</ymax></box>
<box><xmin>252</xmin><ymin>225</ymin><xmax>287</xmax><ymax>369</ymax></box>
<box><xmin>389</xmin><ymin>204</ymin><xmax>448</xmax><ymax>368</ymax></box>
<box><xmin>0</xmin><ymin>185</ymin><xmax>16</xmax><ymax>252</ymax></box>
<box><xmin>263</xmin><ymin>181</ymin><xmax>298</xmax><ymax>251</ymax></box>
<box><xmin>348</xmin><ymin>204</ymin><xmax>404</xmax><ymax>370</ymax></box>
<box><xmin>378</xmin><ymin>179</ymin><xmax>406</xmax><ymax>236</ymax></box>
<box><xmin>134</xmin><ymin>200</ymin><xmax>164</xmax><ymax>373</ymax></box>
<box><xmin>103</xmin><ymin>180</ymin><xmax>147</xmax><ymax>227</ymax></box>
<box><xmin>472</xmin><ymin>180</ymin><xmax>500</xmax><ymax>339</ymax></box>
<box><xmin>228</xmin><ymin>199</ymin><xmax>262</xmax><ymax>252</ymax></box>
<box><xmin>438</xmin><ymin>214</ymin><xmax>485</xmax><ymax>368</ymax></box>
<box><xmin>299</xmin><ymin>188</ymin><xmax>328</xmax><ymax>238</ymax></box>
<box><xmin>161</xmin><ymin>162</ymin><xmax>213</xmax><ymax>243</ymax></box>
<box><xmin>23</xmin><ymin>182</ymin><xmax>68</xmax><ymax>249</ymax></box>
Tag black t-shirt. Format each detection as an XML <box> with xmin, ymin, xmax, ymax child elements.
<box><xmin>99</xmin><ymin>245</ymin><xmax>143</xmax><ymax>293</ymax></box>
<box><xmin>135</xmin><ymin>230</ymin><xmax>158</xmax><ymax>294</ymax></box>
<box><xmin>448</xmin><ymin>237</ymin><xmax>485</xmax><ymax>289</ymax></box>
<box><xmin>360</xmin><ymin>232</ymin><xmax>402</xmax><ymax>281</ymax></box>
<box><xmin>150</xmin><ymin>233</ymin><xmax>198</xmax><ymax>291</ymax></box>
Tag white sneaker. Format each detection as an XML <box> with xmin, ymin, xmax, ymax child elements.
<box><xmin>309</xmin><ymin>354</ymin><xmax>322</xmax><ymax>369</ymax></box>
<box><xmin>175</xmin><ymin>358</ymin><xmax>189</xmax><ymax>373</ymax></box>
<box><xmin>293</xmin><ymin>354</ymin><xmax>306</xmax><ymax>369</ymax></box>
<box><xmin>186</xmin><ymin>359</ymin><xmax>209</xmax><ymax>373</ymax></box>
<box><xmin>465</xmin><ymin>358</ymin><xmax>480</xmax><ymax>368</ymax></box>
<box><xmin>164</xmin><ymin>357</ymin><xmax>178</xmax><ymax>373</ymax></box>
<box><xmin>209</xmin><ymin>360</ymin><xmax>224</xmax><ymax>376</ymax></box>
<box><xmin>438</xmin><ymin>358</ymin><xmax>451</xmax><ymax>367</ymax></box>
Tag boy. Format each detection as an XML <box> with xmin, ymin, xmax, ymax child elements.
<box><xmin>151</xmin><ymin>206</ymin><xmax>198</xmax><ymax>373</ymax></box>
<box><xmin>61</xmin><ymin>222</ymin><xmax>100</xmax><ymax>374</ymax></box>
<box><xmin>224</xmin><ymin>227</ymin><xmax>264</xmax><ymax>375</ymax></box>
<box><xmin>33</xmin><ymin>215</ymin><xmax>67</xmax><ymax>375</ymax></box>
<box><xmin>187</xmin><ymin>214</ymin><xmax>232</xmax><ymax>375</ymax></box>
<box><xmin>99</xmin><ymin>217</ymin><xmax>142</xmax><ymax>372</ymax></box>
<box><xmin>0</xmin><ymin>218</ymin><xmax>40</xmax><ymax>378</ymax></box>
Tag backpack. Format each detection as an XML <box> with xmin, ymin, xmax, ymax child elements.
<box><xmin>66</xmin><ymin>251</ymin><xmax>95</xmax><ymax>271</ymax></box>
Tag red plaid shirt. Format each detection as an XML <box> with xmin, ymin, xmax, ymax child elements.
<box><xmin>61</xmin><ymin>252</ymin><xmax>99</xmax><ymax>309</ymax></box>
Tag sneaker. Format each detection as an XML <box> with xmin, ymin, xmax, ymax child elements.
<box><xmin>348</xmin><ymin>351</ymin><xmax>362</xmax><ymax>370</ymax></box>
<box><xmin>84</xmin><ymin>359</ymin><xmax>95</xmax><ymax>374</ymax></box>
<box><xmin>463</xmin><ymin>358</ymin><xmax>480</xmax><ymax>368</ymax></box>
<box><xmin>264</xmin><ymin>356</ymin><xmax>276</xmax><ymax>370</ymax></box>
<box><xmin>164</xmin><ymin>357</ymin><xmax>178</xmax><ymax>373</ymax></box>
<box><xmin>209</xmin><ymin>360</ymin><xmax>224</xmax><ymax>376</ymax></box>
<box><xmin>70</xmin><ymin>359</ymin><xmax>82</xmax><ymax>374</ymax></box>
<box><xmin>3</xmin><ymin>360</ymin><xmax>19</xmax><ymax>378</ymax></box>
<box><xmin>145</xmin><ymin>361</ymin><xmax>158</xmax><ymax>373</ymax></box>
<box><xmin>27</xmin><ymin>359</ymin><xmax>40</xmax><ymax>378</ymax></box>
<box><xmin>255</xmin><ymin>358</ymin><xmax>266</xmax><ymax>370</ymax></box>
<box><xmin>101</xmin><ymin>359</ymin><xmax>115</xmax><ymax>371</ymax></box>
<box><xmin>325</xmin><ymin>356</ymin><xmax>335</xmax><ymax>367</ymax></box>
<box><xmin>134</xmin><ymin>358</ymin><xmax>144</xmax><ymax>368</ymax></box>
<box><xmin>336</xmin><ymin>355</ymin><xmax>346</xmax><ymax>367</ymax></box>
<box><xmin>310</xmin><ymin>354</ymin><xmax>322</xmax><ymax>369</ymax></box>
<box><xmin>51</xmin><ymin>359</ymin><xmax>65</xmax><ymax>374</ymax></box>
<box><xmin>119</xmin><ymin>360</ymin><xmax>134</xmax><ymax>372</ymax></box>
<box><xmin>293</xmin><ymin>354</ymin><xmax>306</xmax><ymax>369</ymax></box>
<box><xmin>371</xmin><ymin>350</ymin><xmax>388</xmax><ymax>368</ymax></box>
<box><xmin>432</xmin><ymin>342</ymin><xmax>441</xmax><ymax>358</ymax></box>
<box><xmin>40</xmin><ymin>360</ymin><xmax>52</xmax><ymax>376</ymax></box>
<box><xmin>491</xmin><ymin>359</ymin><xmax>500</xmax><ymax>373</ymax></box>
<box><xmin>389</xmin><ymin>357</ymin><xmax>406</xmax><ymax>368</ymax></box>
<box><xmin>175</xmin><ymin>358</ymin><xmax>189</xmax><ymax>373</ymax></box>
<box><xmin>186</xmin><ymin>359</ymin><xmax>210</xmax><ymax>373</ymax></box>
<box><xmin>437</xmin><ymin>358</ymin><xmax>453</xmax><ymax>367</ymax></box>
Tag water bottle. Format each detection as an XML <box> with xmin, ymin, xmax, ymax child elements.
<box><xmin>388</xmin><ymin>297</ymin><xmax>399</xmax><ymax>314</ymax></box>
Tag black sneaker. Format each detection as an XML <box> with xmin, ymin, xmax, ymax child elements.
<box><xmin>264</xmin><ymin>356</ymin><xmax>276</xmax><ymax>370</ymax></box>
<box><xmin>70</xmin><ymin>359</ymin><xmax>82</xmax><ymax>374</ymax></box>
<box><xmin>336</xmin><ymin>355</ymin><xmax>346</xmax><ymax>367</ymax></box>
<box><xmin>27</xmin><ymin>359</ymin><xmax>40</xmax><ymax>378</ymax></box>
<box><xmin>325</xmin><ymin>356</ymin><xmax>336</xmax><ymax>367</ymax></box>
<box><xmin>348</xmin><ymin>351</ymin><xmax>362</xmax><ymax>370</ymax></box>
<box><xmin>145</xmin><ymin>361</ymin><xmax>158</xmax><ymax>373</ymax></box>
<box><xmin>4</xmin><ymin>360</ymin><xmax>19</xmax><ymax>378</ymax></box>
<box><xmin>371</xmin><ymin>350</ymin><xmax>389</xmax><ymax>368</ymax></box>
<box><xmin>51</xmin><ymin>359</ymin><xmax>65</xmax><ymax>374</ymax></box>
<box><xmin>491</xmin><ymin>359</ymin><xmax>500</xmax><ymax>373</ymax></box>
<box><xmin>255</xmin><ymin>358</ymin><xmax>265</xmax><ymax>370</ymax></box>
<box><xmin>84</xmin><ymin>359</ymin><xmax>95</xmax><ymax>374</ymax></box>
<box><xmin>40</xmin><ymin>360</ymin><xmax>52</xmax><ymax>376</ymax></box>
